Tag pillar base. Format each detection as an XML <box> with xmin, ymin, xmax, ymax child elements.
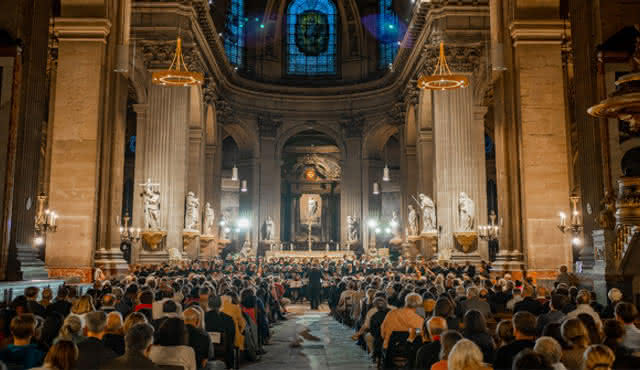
<box><xmin>138</xmin><ymin>250</ymin><xmax>169</xmax><ymax>265</ymax></box>
<box><xmin>199</xmin><ymin>236</ymin><xmax>217</xmax><ymax>259</ymax></box>
<box><xmin>94</xmin><ymin>248</ymin><xmax>129</xmax><ymax>277</ymax></box>
<box><xmin>47</xmin><ymin>267</ymin><xmax>92</xmax><ymax>283</ymax></box>
<box><xmin>492</xmin><ymin>250</ymin><xmax>526</xmax><ymax>275</ymax></box>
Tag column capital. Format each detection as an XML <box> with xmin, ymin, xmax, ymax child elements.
<box><xmin>473</xmin><ymin>106</ymin><xmax>489</xmax><ymax>122</ymax></box>
<box><xmin>132</xmin><ymin>103</ymin><xmax>148</xmax><ymax>114</ymax></box>
<box><xmin>509</xmin><ymin>20</ymin><xmax>568</xmax><ymax>47</ymax></box>
<box><xmin>54</xmin><ymin>17</ymin><xmax>111</xmax><ymax>43</ymax></box>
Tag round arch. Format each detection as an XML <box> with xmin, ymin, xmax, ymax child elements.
<box><xmin>221</xmin><ymin>121</ymin><xmax>258</xmax><ymax>155</ymax></box>
<box><xmin>364</xmin><ymin>121</ymin><xmax>400</xmax><ymax>159</ymax></box>
<box><xmin>275</xmin><ymin>122</ymin><xmax>346</xmax><ymax>159</ymax></box>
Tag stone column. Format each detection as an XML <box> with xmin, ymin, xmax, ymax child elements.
<box><xmin>258</xmin><ymin>126</ymin><xmax>281</xmax><ymax>244</ymax></box>
<box><xmin>131</xmin><ymin>104</ymin><xmax>147</xmax><ymax>264</ymax></box>
<box><xmin>138</xmin><ymin>85</ymin><xmax>189</xmax><ymax>262</ymax></box>
<box><xmin>433</xmin><ymin>86</ymin><xmax>488</xmax><ymax>262</ymax></box>
<box><xmin>204</xmin><ymin>142</ymin><xmax>218</xmax><ymax>237</ymax></box>
<box><xmin>341</xmin><ymin>136</ymin><xmax>363</xmax><ymax>246</ymax></box>
<box><xmin>509</xmin><ymin>21</ymin><xmax>573</xmax><ymax>276</ymax></box>
<box><xmin>416</xmin><ymin>89</ymin><xmax>434</xmax><ymax>197</ymax></box>
<box><xmin>46</xmin><ymin>18</ymin><xmax>111</xmax><ymax>282</ymax></box>
<box><xmin>238</xmin><ymin>158</ymin><xmax>258</xmax><ymax>252</ymax></box>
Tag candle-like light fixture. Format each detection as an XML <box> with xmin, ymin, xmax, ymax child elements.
<box><xmin>34</xmin><ymin>193</ymin><xmax>58</xmax><ymax>245</ymax></box>
<box><xmin>557</xmin><ymin>195</ymin><xmax>584</xmax><ymax>236</ymax></box>
<box><xmin>117</xmin><ymin>213</ymin><xmax>141</xmax><ymax>244</ymax></box>
<box><xmin>478</xmin><ymin>210</ymin><xmax>500</xmax><ymax>241</ymax></box>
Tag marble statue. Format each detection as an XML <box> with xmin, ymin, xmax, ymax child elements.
<box><xmin>418</xmin><ymin>193</ymin><xmax>437</xmax><ymax>233</ymax></box>
<box><xmin>408</xmin><ymin>205</ymin><xmax>418</xmax><ymax>236</ymax></box>
<box><xmin>168</xmin><ymin>247</ymin><xmax>183</xmax><ymax>265</ymax></box>
<box><xmin>140</xmin><ymin>178</ymin><xmax>160</xmax><ymax>230</ymax></box>
<box><xmin>203</xmin><ymin>202</ymin><xmax>215</xmax><ymax>235</ymax></box>
<box><xmin>308</xmin><ymin>198</ymin><xmax>318</xmax><ymax>219</ymax></box>
<box><xmin>264</xmin><ymin>216</ymin><xmax>274</xmax><ymax>241</ymax></box>
<box><xmin>458</xmin><ymin>192</ymin><xmax>475</xmax><ymax>231</ymax></box>
<box><xmin>185</xmin><ymin>192</ymin><xmax>200</xmax><ymax>231</ymax></box>
<box><xmin>347</xmin><ymin>216</ymin><xmax>359</xmax><ymax>242</ymax></box>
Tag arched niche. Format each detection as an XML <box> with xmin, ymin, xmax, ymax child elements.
<box><xmin>275</xmin><ymin>122</ymin><xmax>346</xmax><ymax>160</ymax></box>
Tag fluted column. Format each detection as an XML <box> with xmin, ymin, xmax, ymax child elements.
<box><xmin>341</xmin><ymin>137</ymin><xmax>363</xmax><ymax>245</ymax></box>
<box><xmin>433</xmin><ymin>86</ymin><xmax>488</xmax><ymax>261</ymax></box>
<box><xmin>258</xmin><ymin>135</ymin><xmax>280</xmax><ymax>244</ymax></box>
<box><xmin>140</xmin><ymin>85</ymin><xmax>189</xmax><ymax>256</ymax></box>
<box><xmin>416</xmin><ymin>89</ymin><xmax>434</xmax><ymax>197</ymax></box>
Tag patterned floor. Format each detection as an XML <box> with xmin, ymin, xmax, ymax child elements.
<box><xmin>243</xmin><ymin>304</ymin><xmax>374</xmax><ymax>370</ymax></box>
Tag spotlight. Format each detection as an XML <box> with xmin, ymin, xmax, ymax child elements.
<box><xmin>238</xmin><ymin>218</ymin><xmax>250</xmax><ymax>229</ymax></box>
<box><xmin>571</xmin><ymin>237</ymin><xmax>582</xmax><ymax>246</ymax></box>
<box><xmin>367</xmin><ymin>219</ymin><xmax>378</xmax><ymax>229</ymax></box>
<box><xmin>219</xmin><ymin>220</ymin><xmax>226</xmax><ymax>226</ymax></box>
<box><xmin>34</xmin><ymin>236</ymin><xmax>44</xmax><ymax>246</ymax></box>
<box><xmin>375</xmin><ymin>228</ymin><xmax>381</xmax><ymax>234</ymax></box>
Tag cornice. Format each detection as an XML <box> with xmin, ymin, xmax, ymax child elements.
<box><xmin>509</xmin><ymin>20</ymin><xmax>569</xmax><ymax>47</ymax></box>
<box><xmin>53</xmin><ymin>17</ymin><xmax>111</xmax><ymax>43</ymax></box>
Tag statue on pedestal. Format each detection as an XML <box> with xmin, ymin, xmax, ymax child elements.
<box><xmin>347</xmin><ymin>216</ymin><xmax>359</xmax><ymax>242</ymax></box>
<box><xmin>219</xmin><ymin>213</ymin><xmax>230</xmax><ymax>240</ymax></box>
<box><xmin>390</xmin><ymin>211</ymin><xmax>401</xmax><ymax>238</ymax></box>
<box><xmin>408</xmin><ymin>205</ymin><xmax>418</xmax><ymax>236</ymax></box>
<box><xmin>308</xmin><ymin>198</ymin><xmax>318</xmax><ymax>219</ymax></box>
<box><xmin>418</xmin><ymin>194</ymin><xmax>437</xmax><ymax>233</ymax></box>
<box><xmin>203</xmin><ymin>202</ymin><xmax>215</xmax><ymax>235</ymax></box>
<box><xmin>140</xmin><ymin>178</ymin><xmax>160</xmax><ymax>230</ymax></box>
<box><xmin>458</xmin><ymin>192</ymin><xmax>475</xmax><ymax>231</ymax></box>
<box><xmin>263</xmin><ymin>216</ymin><xmax>275</xmax><ymax>241</ymax></box>
<box><xmin>185</xmin><ymin>192</ymin><xmax>200</xmax><ymax>231</ymax></box>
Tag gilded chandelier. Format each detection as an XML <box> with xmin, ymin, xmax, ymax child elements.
<box><xmin>418</xmin><ymin>42</ymin><xmax>469</xmax><ymax>90</ymax></box>
<box><xmin>152</xmin><ymin>37</ymin><xmax>203</xmax><ymax>87</ymax></box>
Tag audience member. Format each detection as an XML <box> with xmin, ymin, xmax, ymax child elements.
<box><xmin>76</xmin><ymin>311</ymin><xmax>117</xmax><ymax>369</ymax></box>
<box><xmin>430</xmin><ymin>330</ymin><xmax>462</xmax><ymax>370</ymax></box>
<box><xmin>448</xmin><ymin>338</ymin><xmax>491</xmax><ymax>370</ymax></box>
<box><xmin>149</xmin><ymin>317</ymin><xmax>197</xmax><ymax>370</ymax></box>
<box><xmin>32</xmin><ymin>340</ymin><xmax>77</xmax><ymax>370</ymax></box>
<box><xmin>582</xmin><ymin>344</ymin><xmax>615</xmax><ymax>370</ymax></box>
<box><xmin>103</xmin><ymin>312</ymin><xmax>125</xmax><ymax>356</ymax></box>
<box><xmin>493</xmin><ymin>311</ymin><xmax>537</xmax><ymax>370</ymax></box>
<box><xmin>560</xmin><ymin>318</ymin><xmax>591</xmax><ymax>369</ymax></box>
<box><xmin>101</xmin><ymin>322</ymin><xmax>158</xmax><ymax>369</ymax></box>
<box><xmin>534</xmin><ymin>336</ymin><xmax>566</xmax><ymax>370</ymax></box>
<box><xmin>615</xmin><ymin>301</ymin><xmax>640</xmax><ymax>352</ymax></box>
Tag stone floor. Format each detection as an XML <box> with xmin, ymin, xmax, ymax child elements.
<box><xmin>243</xmin><ymin>304</ymin><xmax>374</xmax><ymax>370</ymax></box>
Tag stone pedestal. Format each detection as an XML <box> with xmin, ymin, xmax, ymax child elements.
<box><xmin>183</xmin><ymin>231</ymin><xmax>200</xmax><ymax>259</ymax></box>
<box><xmin>420</xmin><ymin>232</ymin><xmax>438</xmax><ymax>260</ymax></box>
<box><xmin>94</xmin><ymin>248</ymin><xmax>128</xmax><ymax>277</ymax></box>
<box><xmin>200</xmin><ymin>235</ymin><xmax>216</xmax><ymax>259</ymax></box>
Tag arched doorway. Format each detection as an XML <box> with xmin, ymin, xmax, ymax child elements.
<box><xmin>280</xmin><ymin>130</ymin><xmax>341</xmax><ymax>249</ymax></box>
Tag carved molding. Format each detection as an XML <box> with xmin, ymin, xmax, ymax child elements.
<box><xmin>291</xmin><ymin>154</ymin><xmax>341</xmax><ymax>181</ymax></box>
<box><xmin>215</xmin><ymin>98</ymin><xmax>235</xmax><ymax>125</ymax></box>
<box><xmin>140</xmin><ymin>41</ymin><xmax>206</xmax><ymax>75</ymax></box>
<box><xmin>202</xmin><ymin>77</ymin><xmax>217</xmax><ymax>104</ymax></box>
<box><xmin>420</xmin><ymin>44</ymin><xmax>483</xmax><ymax>75</ymax></box>
<box><xmin>258</xmin><ymin>113</ymin><xmax>282</xmax><ymax>137</ymax></box>
<box><xmin>387</xmin><ymin>102</ymin><xmax>406</xmax><ymax>126</ymax></box>
<box><xmin>340</xmin><ymin>114</ymin><xmax>365</xmax><ymax>138</ymax></box>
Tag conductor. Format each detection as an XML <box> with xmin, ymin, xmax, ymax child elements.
<box><xmin>308</xmin><ymin>262</ymin><xmax>322</xmax><ymax>310</ymax></box>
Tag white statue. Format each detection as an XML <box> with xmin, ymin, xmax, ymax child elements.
<box><xmin>458</xmin><ymin>192</ymin><xmax>475</xmax><ymax>231</ymax></box>
<box><xmin>408</xmin><ymin>205</ymin><xmax>419</xmax><ymax>236</ymax></box>
<box><xmin>263</xmin><ymin>216</ymin><xmax>274</xmax><ymax>241</ymax></box>
<box><xmin>308</xmin><ymin>198</ymin><xmax>318</xmax><ymax>220</ymax></box>
<box><xmin>140</xmin><ymin>178</ymin><xmax>160</xmax><ymax>230</ymax></box>
<box><xmin>203</xmin><ymin>202</ymin><xmax>215</xmax><ymax>235</ymax></box>
<box><xmin>418</xmin><ymin>194</ymin><xmax>437</xmax><ymax>233</ymax></box>
<box><xmin>185</xmin><ymin>192</ymin><xmax>200</xmax><ymax>231</ymax></box>
<box><xmin>347</xmin><ymin>216</ymin><xmax>359</xmax><ymax>242</ymax></box>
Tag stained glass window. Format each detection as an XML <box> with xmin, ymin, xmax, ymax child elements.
<box><xmin>224</xmin><ymin>0</ymin><xmax>244</xmax><ymax>67</ymax></box>
<box><xmin>378</xmin><ymin>0</ymin><xmax>399</xmax><ymax>69</ymax></box>
<box><xmin>287</xmin><ymin>0</ymin><xmax>337</xmax><ymax>75</ymax></box>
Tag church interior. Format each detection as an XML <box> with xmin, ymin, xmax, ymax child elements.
<box><xmin>1</xmin><ymin>0</ymin><xmax>640</xmax><ymax>329</ymax></box>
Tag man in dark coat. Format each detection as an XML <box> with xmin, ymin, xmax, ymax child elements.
<box><xmin>204</xmin><ymin>295</ymin><xmax>236</xmax><ymax>369</ymax></box>
<box><xmin>46</xmin><ymin>287</ymin><xmax>72</xmax><ymax>318</ymax></box>
<box><xmin>101</xmin><ymin>323</ymin><xmax>159</xmax><ymax>370</ymax></box>
<box><xmin>493</xmin><ymin>312</ymin><xmax>537</xmax><ymax>370</ymax></box>
<box><xmin>415</xmin><ymin>316</ymin><xmax>447</xmax><ymax>369</ymax></box>
<box><xmin>308</xmin><ymin>263</ymin><xmax>322</xmax><ymax>310</ymax></box>
<box><xmin>77</xmin><ymin>311</ymin><xmax>117</xmax><ymax>369</ymax></box>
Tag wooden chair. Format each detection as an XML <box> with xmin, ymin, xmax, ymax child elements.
<box><xmin>209</xmin><ymin>331</ymin><xmax>239</xmax><ymax>369</ymax></box>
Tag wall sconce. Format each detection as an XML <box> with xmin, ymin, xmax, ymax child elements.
<box><xmin>479</xmin><ymin>210</ymin><xmax>501</xmax><ymax>241</ymax></box>
<box><xmin>558</xmin><ymin>196</ymin><xmax>584</xmax><ymax>235</ymax></box>
<box><xmin>117</xmin><ymin>213</ymin><xmax>141</xmax><ymax>244</ymax></box>
<box><xmin>34</xmin><ymin>193</ymin><xmax>58</xmax><ymax>245</ymax></box>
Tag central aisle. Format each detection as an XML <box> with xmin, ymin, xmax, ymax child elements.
<box><xmin>244</xmin><ymin>305</ymin><xmax>374</xmax><ymax>370</ymax></box>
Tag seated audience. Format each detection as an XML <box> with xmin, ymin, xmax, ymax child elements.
<box><xmin>582</xmin><ymin>344</ymin><xmax>615</xmax><ymax>370</ymax></box>
<box><xmin>183</xmin><ymin>307</ymin><xmax>213</xmax><ymax>370</ymax></box>
<box><xmin>512</xmin><ymin>349</ymin><xmax>553</xmax><ymax>370</ymax></box>
<box><xmin>560</xmin><ymin>318</ymin><xmax>591</xmax><ymax>370</ymax></box>
<box><xmin>615</xmin><ymin>301</ymin><xmax>640</xmax><ymax>353</ymax></box>
<box><xmin>414</xmin><ymin>316</ymin><xmax>447</xmax><ymax>369</ymax></box>
<box><xmin>448</xmin><ymin>338</ymin><xmax>491</xmax><ymax>370</ymax></box>
<box><xmin>380</xmin><ymin>293</ymin><xmax>424</xmax><ymax>349</ymax></box>
<box><xmin>430</xmin><ymin>330</ymin><xmax>462</xmax><ymax>370</ymax></box>
<box><xmin>462</xmin><ymin>309</ymin><xmax>495</xmax><ymax>363</ymax></box>
<box><xmin>534</xmin><ymin>336</ymin><xmax>566</xmax><ymax>370</ymax></box>
<box><xmin>103</xmin><ymin>312</ymin><xmax>125</xmax><ymax>356</ymax></box>
<box><xmin>602</xmin><ymin>318</ymin><xmax>640</xmax><ymax>369</ymax></box>
<box><xmin>493</xmin><ymin>311</ymin><xmax>537</xmax><ymax>370</ymax></box>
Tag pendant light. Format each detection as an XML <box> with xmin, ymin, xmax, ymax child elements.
<box><xmin>373</xmin><ymin>182</ymin><xmax>380</xmax><ymax>195</ymax></box>
<box><xmin>241</xmin><ymin>180</ymin><xmax>248</xmax><ymax>193</ymax></box>
<box><xmin>231</xmin><ymin>166</ymin><xmax>239</xmax><ymax>181</ymax></box>
<box><xmin>382</xmin><ymin>139</ymin><xmax>390</xmax><ymax>182</ymax></box>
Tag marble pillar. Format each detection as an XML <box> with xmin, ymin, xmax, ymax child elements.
<box><xmin>131</xmin><ymin>104</ymin><xmax>147</xmax><ymax>264</ymax></box>
<box><xmin>416</xmin><ymin>89</ymin><xmax>434</xmax><ymax>197</ymax></box>
<box><xmin>341</xmin><ymin>137</ymin><xmax>363</xmax><ymax>246</ymax></box>
<box><xmin>46</xmin><ymin>18</ymin><xmax>111</xmax><ymax>282</ymax></box>
<box><xmin>433</xmin><ymin>86</ymin><xmax>488</xmax><ymax>261</ymax></box>
<box><xmin>138</xmin><ymin>85</ymin><xmax>189</xmax><ymax>262</ymax></box>
<box><xmin>204</xmin><ymin>142</ymin><xmax>218</xmax><ymax>238</ymax></box>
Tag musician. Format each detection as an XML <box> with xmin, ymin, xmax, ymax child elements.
<box><xmin>308</xmin><ymin>262</ymin><xmax>322</xmax><ymax>310</ymax></box>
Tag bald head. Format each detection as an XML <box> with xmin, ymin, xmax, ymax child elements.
<box><xmin>427</xmin><ymin>316</ymin><xmax>448</xmax><ymax>337</ymax></box>
<box><xmin>183</xmin><ymin>307</ymin><xmax>200</xmax><ymax>327</ymax></box>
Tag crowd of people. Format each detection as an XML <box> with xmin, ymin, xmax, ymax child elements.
<box><xmin>0</xmin><ymin>255</ymin><xmax>636</xmax><ymax>370</ymax></box>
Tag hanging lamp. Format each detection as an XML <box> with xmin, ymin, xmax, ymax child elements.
<box><xmin>382</xmin><ymin>165</ymin><xmax>390</xmax><ymax>182</ymax></box>
<box><xmin>241</xmin><ymin>180</ymin><xmax>248</xmax><ymax>193</ymax></box>
<box><xmin>418</xmin><ymin>41</ymin><xmax>469</xmax><ymax>90</ymax></box>
<box><xmin>373</xmin><ymin>182</ymin><xmax>380</xmax><ymax>195</ymax></box>
<box><xmin>231</xmin><ymin>165</ymin><xmax>239</xmax><ymax>181</ymax></box>
<box><xmin>152</xmin><ymin>37</ymin><xmax>204</xmax><ymax>87</ymax></box>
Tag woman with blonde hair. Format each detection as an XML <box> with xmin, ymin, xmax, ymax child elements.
<box><xmin>447</xmin><ymin>338</ymin><xmax>492</xmax><ymax>370</ymax></box>
<box><xmin>32</xmin><ymin>340</ymin><xmax>78</xmax><ymax>370</ymax></box>
<box><xmin>583</xmin><ymin>344</ymin><xmax>614</xmax><ymax>370</ymax></box>
<box><xmin>122</xmin><ymin>311</ymin><xmax>148</xmax><ymax>334</ymax></box>
<box><xmin>70</xmin><ymin>295</ymin><xmax>94</xmax><ymax>327</ymax></box>
<box><xmin>103</xmin><ymin>311</ymin><xmax>125</xmax><ymax>355</ymax></box>
<box><xmin>561</xmin><ymin>318</ymin><xmax>591</xmax><ymax>369</ymax></box>
<box><xmin>55</xmin><ymin>315</ymin><xmax>84</xmax><ymax>344</ymax></box>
